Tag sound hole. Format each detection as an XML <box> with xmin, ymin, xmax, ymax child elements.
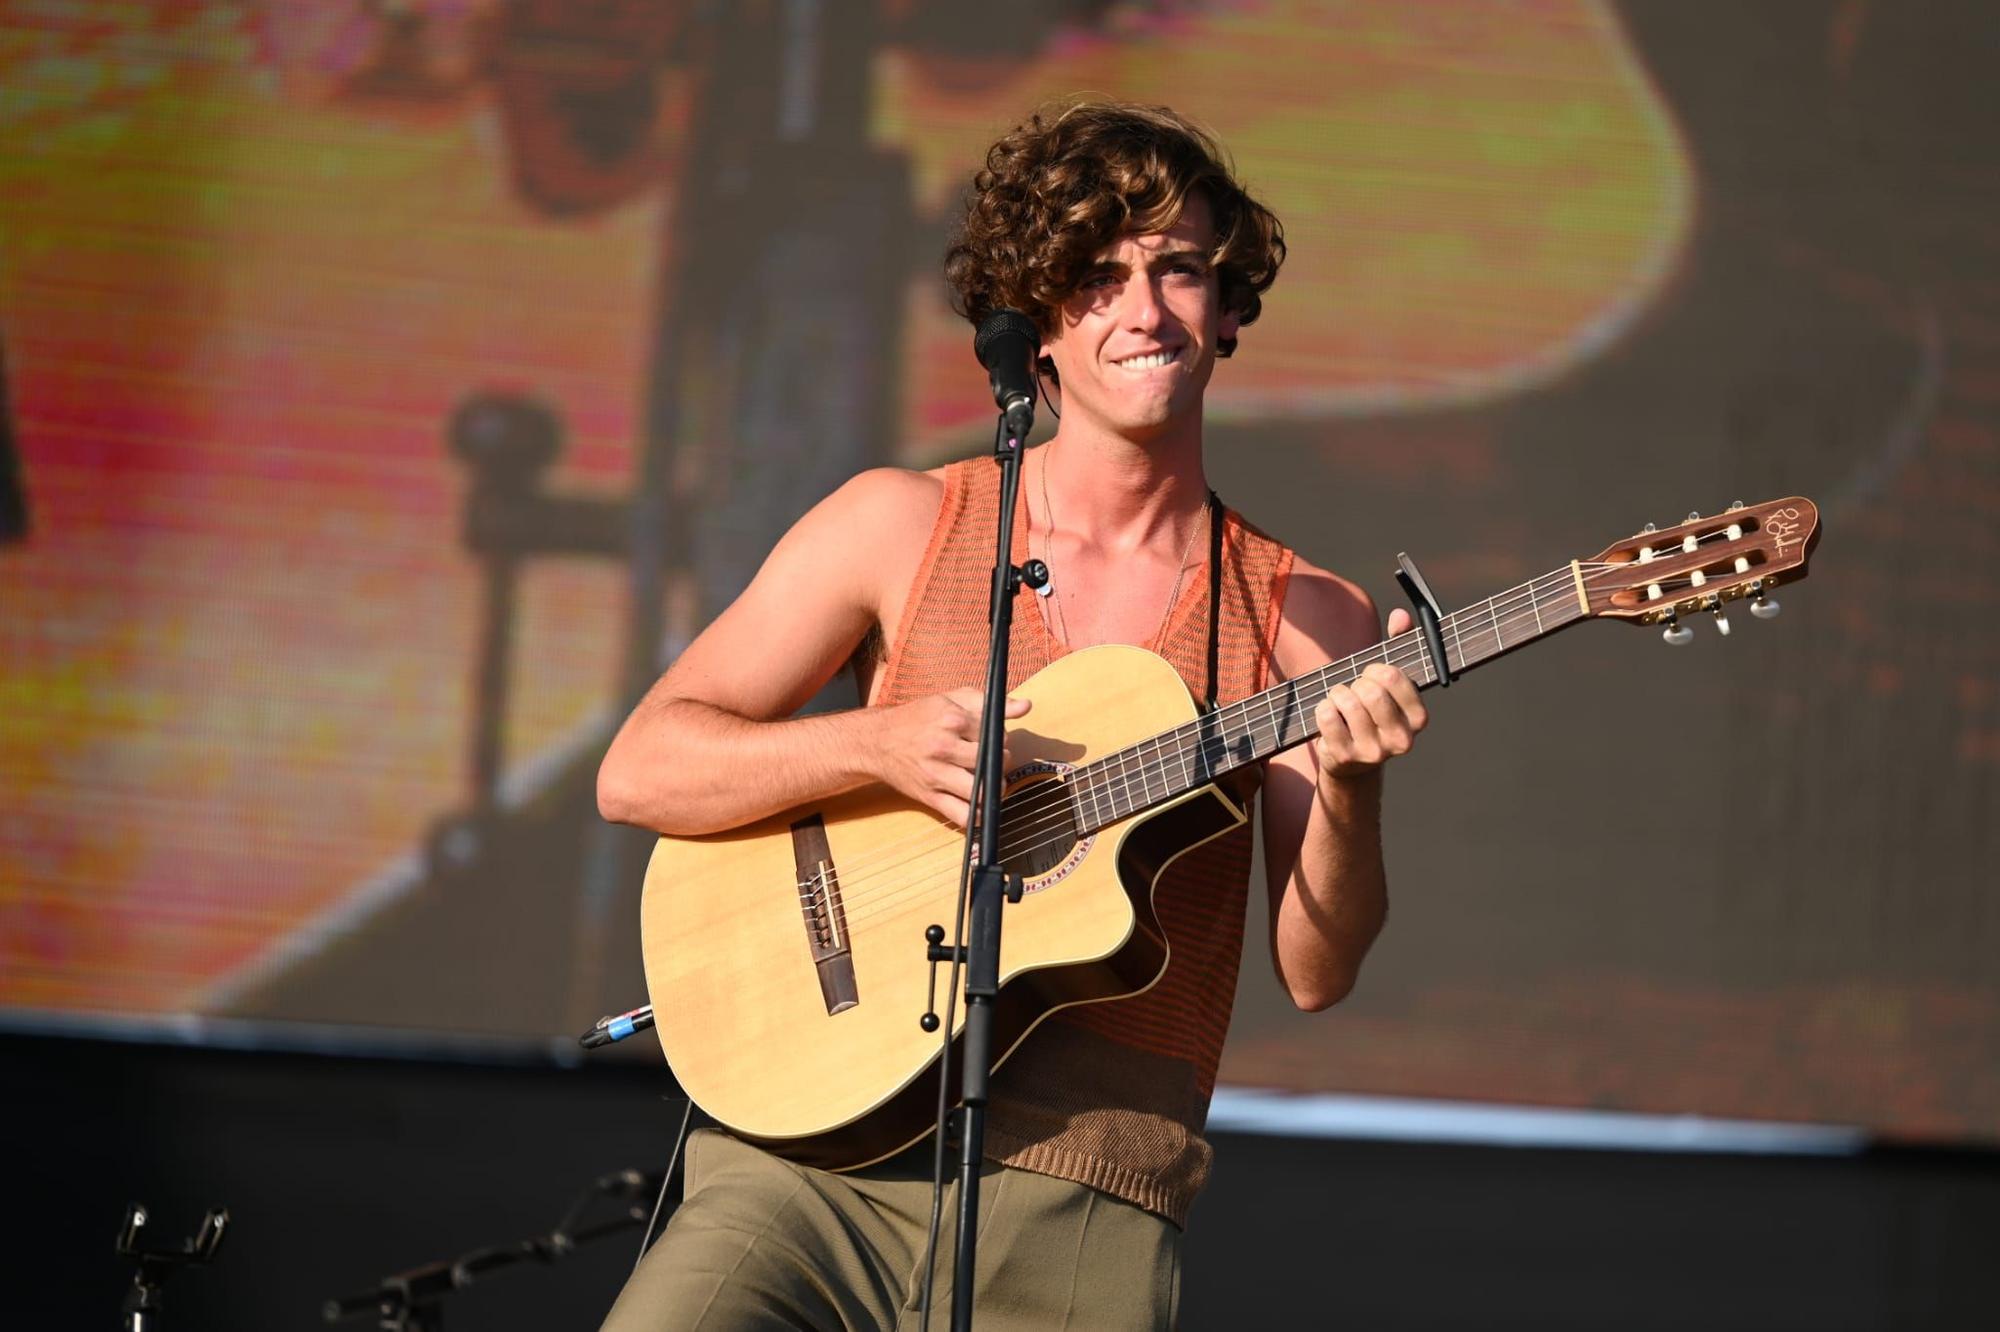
<box><xmin>997</xmin><ymin>771</ymin><xmax>1080</xmax><ymax>882</ymax></box>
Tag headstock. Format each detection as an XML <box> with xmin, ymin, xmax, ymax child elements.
<box><xmin>1579</xmin><ymin>498</ymin><xmax>1819</xmax><ymax>641</ymax></box>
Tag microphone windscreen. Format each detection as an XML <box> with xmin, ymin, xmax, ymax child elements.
<box><xmin>974</xmin><ymin>308</ymin><xmax>1039</xmax><ymax>363</ymax></box>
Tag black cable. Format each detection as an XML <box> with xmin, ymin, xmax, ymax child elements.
<box><xmin>631</xmin><ymin>1098</ymin><xmax>696</xmax><ymax>1276</ymax></box>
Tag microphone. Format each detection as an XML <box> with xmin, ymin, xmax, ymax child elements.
<box><xmin>973</xmin><ymin>309</ymin><xmax>1039</xmax><ymax>442</ymax></box>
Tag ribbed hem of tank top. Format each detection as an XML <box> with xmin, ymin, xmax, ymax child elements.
<box><xmin>982</xmin><ymin>1125</ymin><xmax>1196</xmax><ymax>1230</ymax></box>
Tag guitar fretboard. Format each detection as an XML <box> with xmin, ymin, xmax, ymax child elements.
<box><xmin>1061</xmin><ymin>565</ymin><xmax>1588</xmax><ymax>834</ymax></box>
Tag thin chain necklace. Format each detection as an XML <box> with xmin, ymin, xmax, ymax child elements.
<box><xmin>1036</xmin><ymin>448</ymin><xmax>1206</xmax><ymax>651</ymax></box>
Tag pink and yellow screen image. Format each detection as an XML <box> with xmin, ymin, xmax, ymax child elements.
<box><xmin>0</xmin><ymin>3</ymin><xmax>1688</xmax><ymax>1021</ymax></box>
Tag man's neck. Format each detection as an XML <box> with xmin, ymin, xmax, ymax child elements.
<box><xmin>1040</xmin><ymin>417</ymin><xmax>1209</xmax><ymax>552</ymax></box>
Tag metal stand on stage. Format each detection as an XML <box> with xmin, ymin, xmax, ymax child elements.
<box><xmin>116</xmin><ymin>1202</ymin><xmax>229</xmax><ymax>1331</ymax></box>
<box><xmin>322</xmin><ymin>1170</ymin><xmax>662</xmax><ymax>1332</ymax></box>
<box><xmin>920</xmin><ymin>310</ymin><xmax>1047</xmax><ymax>1332</ymax></box>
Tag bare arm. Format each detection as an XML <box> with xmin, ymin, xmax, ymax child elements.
<box><xmin>596</xmin><ymin>468</ymin><xmax>1027</xmax><ymax>836</ymax></box>
<box><xmin>1259</xmin><ymin>563</ymin><xmax>1426</xmax><ymax>1011</ymax></box>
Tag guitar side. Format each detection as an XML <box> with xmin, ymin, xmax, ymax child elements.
<box><xmin>638</xmin><ymin>644</ymin><xmax>1247</xmax><ymax>1165</ymax></box>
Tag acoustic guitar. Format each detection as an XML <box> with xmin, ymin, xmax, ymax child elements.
<box><xmin>639</xmin><ymin>498</ymin><xmax>1821</xmax><ymax>1169</ymax></box>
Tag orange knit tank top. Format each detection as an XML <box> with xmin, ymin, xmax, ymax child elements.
<box><xmin>875</xmin><ymin>456</ymin><xmax>1294</xmax><ymax>1226</ymax></box>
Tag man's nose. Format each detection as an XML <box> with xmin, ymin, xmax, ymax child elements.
<box><xmin>1119</xmin><ymin>274</ymin><xmax>1166</xmax><ymax>331</ymax></box>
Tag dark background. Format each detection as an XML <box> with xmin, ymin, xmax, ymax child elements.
<box><xmin>14</xmin><ymin>1029</ymin><xmax>1999</xmax><ymax>1329</ymax></box>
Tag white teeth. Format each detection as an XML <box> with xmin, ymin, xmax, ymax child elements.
<box><xmin>1116</xmin><ymin>350</ymin><xmax>1177</xmax><ymax>369</ymax></box>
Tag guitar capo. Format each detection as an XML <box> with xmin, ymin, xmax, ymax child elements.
<box><xmin>1394</xmin><ymin>552</ymin><xmax>1454</xmax><ymax>687</ymax></box>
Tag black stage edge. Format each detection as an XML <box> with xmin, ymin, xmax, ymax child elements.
<box><xmin>9</xmin><ymin>1029</ymin><xmax>1999</xmax><ymax>1330</ymax></box>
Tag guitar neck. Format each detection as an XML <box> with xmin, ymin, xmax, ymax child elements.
<box><xmin>1064</xmin><ymin>564</ymin><xmax>1590</xmax><ymax>834</ymax></box>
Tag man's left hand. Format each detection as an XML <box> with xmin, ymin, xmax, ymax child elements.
<box><xmin>1313</xmin><ymin>606</ymin><xmax>1428</xmax><ymax>780</ymax></box>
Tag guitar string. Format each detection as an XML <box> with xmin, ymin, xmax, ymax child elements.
<box><xmin>946</xmin><ymin>525</ymin><xmax>1759</xmax><ymax>876</ymax></box>
<box><xmin>796</xmin><ymin>549</ymin><xmax>1736</xmax><ymax>927</ymax></box>
<box><xmin>802</xmin><ymin>553</ymin><xmax>1738</xmax><ymax>934</ymax></box>
<box><xmin>798</xmin><ymin>533</ymin><xmax>1755</xmax><ymax>918</ymax></box>
<box><xmin>791</xmin><ymin>561</ymin><xmax>1593</xmax><ymax>908</ymax></box>
<box><xmin>812</xmin><ymin>593</ymin><xmax>1542</xmax><ymax>934</ymax></box>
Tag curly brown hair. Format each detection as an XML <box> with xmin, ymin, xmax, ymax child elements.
<box><xmin>944</xmin><ymin>100</ymin><xmax>1285</xmax><ymax>358</ymax></box>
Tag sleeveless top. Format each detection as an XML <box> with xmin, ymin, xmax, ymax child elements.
<box><xmin>874</xmin><ymin>456</ymin><xmax>1294</xmax><ymax>1226</ymax></box>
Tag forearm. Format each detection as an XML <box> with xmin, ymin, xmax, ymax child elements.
<box><xmin>1272</xmin><ymin>768</ymin><xmax>1389</xmax><ymax>1011</ymax></box>
<box><xmin>597</xmin><ymin>696</ymin><xmax>884</xmax><ymax>836</ymax></box>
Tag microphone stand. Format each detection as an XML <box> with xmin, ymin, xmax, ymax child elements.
<box><xmin>941</xmin><ymin>403</ymin><xmax>1044</xmax><ymax>1332</ymax></box>
<box><xmin>322</xmin><ymin>1170</ymin><xmax>662</xmax><ymax>1331</ymax></box>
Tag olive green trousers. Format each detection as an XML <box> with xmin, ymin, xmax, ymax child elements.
<box><xmin>598</xmin><ymin>1129</ymin><xmax>1180</xmax><ymax>1330</ymax></box>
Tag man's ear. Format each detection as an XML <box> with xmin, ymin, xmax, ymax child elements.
<box><xmin>1217</xmin><ymin>307</ymin><xmax>1243</xmax><ymax>358</ymax></box>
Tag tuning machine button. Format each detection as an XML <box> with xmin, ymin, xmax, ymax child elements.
<box><xmin>1697</xmin><ymin>593</ymin><xmax>1729</xmax><ymax>637</ymax></box>
<box><xmin>1661</xmin><ymin>613</ymin><xmax>1693</xmax><ymax>646</ymax></box>
<box><xmin>1750</xmin><ymin>591</ymin><xmax>1781</xmax><ymax>620</ymax></box>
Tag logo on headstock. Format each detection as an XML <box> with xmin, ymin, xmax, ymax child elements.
<box><xmin>1764</xmin><ymin>506</ymin><xmax>1804</xmax><ymax>557</ymax></box>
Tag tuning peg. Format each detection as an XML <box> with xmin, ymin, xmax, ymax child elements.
<box><xmin>1640</xmin><ymin>521</ymin><xmax>1658</xmax><ymax>534</ymax></box>
<box><xmin>1745</xmin><ymin>578</ymin><xmax>1781</xmax><ymax>620</ymax></box>
<box><xmin>1696</xmin><ymin>593</ymin><xmax>1727</xmax><ymax>637</ymax></box>
<box><xmin>1727</xmin><ymin>499</ymin><xmax>1746</xmax><ymax>511</ymax></box>
<box><xmin>1686</xmin><ymin>510</ymin><xmax>1701</xmax><ymax>522</ymax></box>
<box><xmin>1661</xmin><ymin>613</ymin><xmax>1693</xmax><ymax>646</ymax></box>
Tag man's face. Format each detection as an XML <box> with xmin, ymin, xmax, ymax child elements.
<box><xmin>1042</xmin><ymin>192</ymin><xmax>1240</xmax><ymax>445</ymax></box>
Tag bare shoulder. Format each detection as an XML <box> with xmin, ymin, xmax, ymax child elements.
<box><xmin>648</xmin><ymin>467</ymin><xmax>945</xmax><ymax>721</ymax></box>
<box><xmin>810</xmin><ymin>466</ymin><xmax>944</xmax><ymax>545</ymax></box>
<box><xmin>823</xmin><ymin>467</ymin><xmax>946</xmax><ymax>615</ymax></box>
<box><xmin>830</xmin><ymin>465</ymin><xmax>945</xmax><ymax>521</ymax></box>
<box><xmin>773</xmin><ymin>466</ymin><xmax>942</xmax><ymax>598</ymax></box>
<box><xmin>1272</xmin><ymin>551</ymin><xmax>1382</xmax><ymax>680</ymax></box>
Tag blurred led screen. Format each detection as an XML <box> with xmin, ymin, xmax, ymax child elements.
<box><xmin>2</xmin><ymin>1</ymin><xmax>1995</xmax><ymax>1144</ymax></box>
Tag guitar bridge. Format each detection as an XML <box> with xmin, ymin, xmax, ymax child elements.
<box><xmin>791</xmin><ymin>814</ymin><xmax>858</xmax><ymax>1015</ymax></box>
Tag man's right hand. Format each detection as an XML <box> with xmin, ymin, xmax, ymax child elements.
<box><xmin>871</xmin><ymin>687</ymin><xmax>1031</xmax><ymax>829</ymax></box>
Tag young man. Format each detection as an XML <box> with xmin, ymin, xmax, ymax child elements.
<box><xmin>596</xmin><ymin>100</ymin><xmax>1425</xmax><ymax>1330</ymax></box>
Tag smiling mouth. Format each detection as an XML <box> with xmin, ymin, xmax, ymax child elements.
<box><xmin>1112</xmin><ymin>348</ymin><xmax>1181</xmax><ymax>370</ymax></box>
